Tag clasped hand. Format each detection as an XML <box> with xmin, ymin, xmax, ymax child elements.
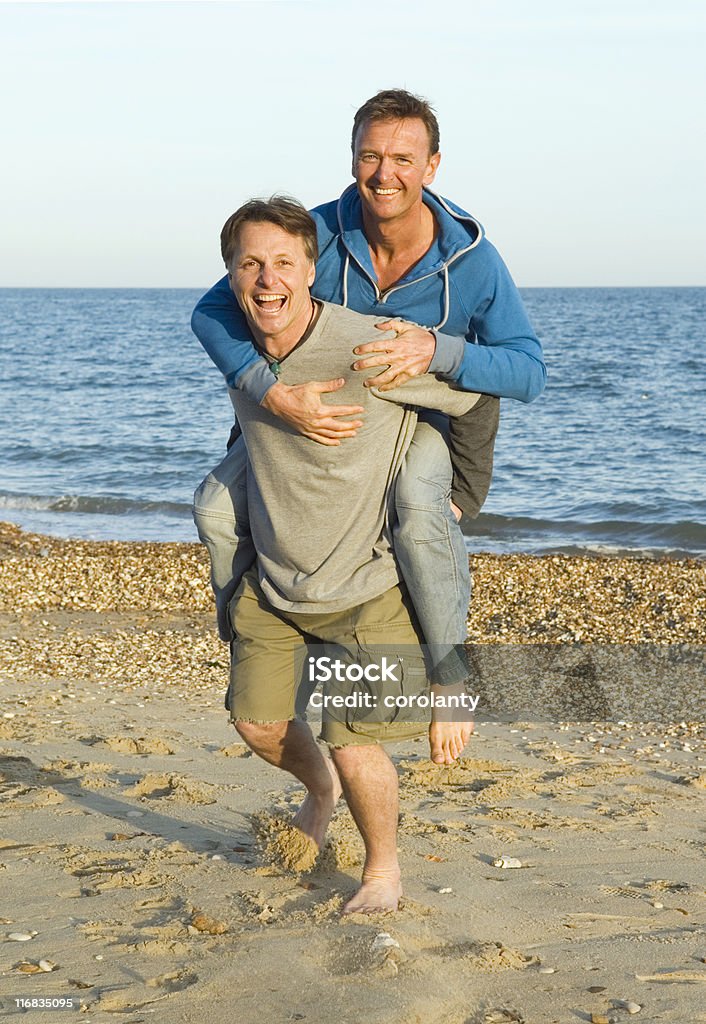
<box><xmin>261</xmin><ymin>321</ymin><xmax>435</xmax><ymax>445</ymax></box>
<box><xmin>353</xmin><ymin>320</ymin><xmax>436</xmax><ymax>390</ymax></box>
<box><xmin>262</xmin><ymin>379</ymin><xmax>364</xmax><ymax>447</ymax></box>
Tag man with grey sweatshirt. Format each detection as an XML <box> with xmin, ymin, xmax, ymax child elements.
<box><xmin>219</xmin><ymin>196</ymin><xmax>479</xmax><ymax>914</ymax></box>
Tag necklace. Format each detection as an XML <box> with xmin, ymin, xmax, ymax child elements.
<box><xmin>266</xmin><ymin>300</ymin><xmax>319</xmax><ymax>378</ymax></box>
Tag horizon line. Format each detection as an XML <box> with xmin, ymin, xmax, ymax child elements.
<box><xmin>1</xmin><ymin>284</ymin><xmax>705</xmax><ymax>291</ymax></box>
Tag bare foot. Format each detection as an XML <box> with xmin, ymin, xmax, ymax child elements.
<box><xmin>342</xmin><ymin>868</ymin><xmax>402</xmax><ymax>915</ymax></box>
<box><xmin>292</xmin><ymin>755</ymin><xmax>342</xmax><ymax>850</ymax></box>
<box><xmin>429</xmin><ymin>718</ymin><xmax>473</xmax><ymax>765</ymax></box>
<box><xmin>429</xmin><ymin>680</ymin><xmax>474</xmax><ymax>764</ymax></box>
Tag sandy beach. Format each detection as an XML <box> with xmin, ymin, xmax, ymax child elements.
<box><xmin>0</xmin><ymin>521</ymin><xmax>704</xmax><ymax>1024</ymax></box>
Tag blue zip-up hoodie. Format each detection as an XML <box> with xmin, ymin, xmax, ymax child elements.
<box><xmin>191</xmin><ymin>185</ymin><xmax>546</xmax><ymax>404</ymax></box>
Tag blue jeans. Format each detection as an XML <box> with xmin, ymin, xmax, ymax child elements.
<box><xmin>193</xmin><ymin>415</ymin><xmax>471</xmax><ymax>674</ymax></box>
<box><xmin>193</xmin><ymin>437</ymin><xmax>253</xmax><ymax>642</ymax></box>
<box><xmin>393</xmin><ymin>413</ymin><xmax>471</xmax><ymax>684</ymax></box>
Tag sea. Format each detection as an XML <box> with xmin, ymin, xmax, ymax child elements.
<box><xmin>1</xmin><ymin>287</ymin><xmax>704</xmax><ymax>558</ymax></box>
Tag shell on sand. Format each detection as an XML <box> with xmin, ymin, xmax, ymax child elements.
<box><xmin>493</xmin><ymin>856</ymin><xmax>523</xmax><ymax>869</ymax></box>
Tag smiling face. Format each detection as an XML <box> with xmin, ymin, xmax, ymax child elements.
<box><xmin>352</xmin><ymin>117</ymin><xmax>440</xmax><ymax>225</ymax></box>
<box><xmin>229</xmin><ymin>221</ymin><xmax>316</xmax><ymax>353</ymax></box>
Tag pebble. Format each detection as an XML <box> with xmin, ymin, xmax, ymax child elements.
<box><xmin>590</xmin><ymin>1015</ymin><xmax>613</xmax><ymax>1024</ymax></box>
<box><xmin>371</xmin><ymin>932</ymin><xmax>400</xmax><ymax>952</ymax></box>
<box><xmin>625</xmin><ymin>1004</ymin><xmax>641</xmax><ymax>1015</ymax></box>
<box><xmin>8</xmin><ymin>932</ymin><xmax>35</xmax><ymax>942</ymax></box>
<box><xmin>190</xmin><ymin>911</ymin><xmax>228</xmax><ymax>935</ymax></box>
<box><xmin>438</xmin><ymin>887</ymin><xmax>453</xmax><ymax>894</ymax></box>
<box><xmin>211</xmin><ymin>854</ymin><xmax>224</xmax><ymax>861</ymax></box>
<box><xmin>39</xmin><ymin>959</ymin><xmax>57</xmax><ymax>972</ymax></box>
<box><xmin>651</xmin><ymin>901</ymin><xmax>664</xmax><ymax>909</ymax></box>
<box><xmin>126</xmin><ymin>811</ymin><xmax>144</xmax><ymax>818</ymax></box>
<box><xmin>538</xmin><ymin>966</ymin><xmax>556</xmax><ymax>974</ymax></box>
<box><xmin>493</xmin><ymin>856</ymin><xmax>523</xmax><ymax>869</ymax></box>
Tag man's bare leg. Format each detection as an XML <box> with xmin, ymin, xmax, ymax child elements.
<box><xmin>331</xmin><ymin>743</ymin><xmax>402</xmax><ymax>914</ymax></box>
<box><xmin>235</xmin><ymin>719</ymin><xmax>341</xmax><ymax>849</ymax></box>
<box><xmin>428</xmin><ymin>681</ymin><xmax>474</xmax><ymax>765</ymax></box>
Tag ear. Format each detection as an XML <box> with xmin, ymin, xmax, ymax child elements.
<box><xmin>307</xmin><ymin>261</ymin><xmax>316</xmax><ymax>287</ymax></box>
<box><xmin>424</xmin><ymin>151</ymin><xmax>441</xmax><ymax>186</ymax></box>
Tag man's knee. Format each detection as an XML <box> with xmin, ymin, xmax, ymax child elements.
<box><xmin>234</xmin><ymin>719</ymin><xmax>286</xmax><ymax>746</ymax></box>
<box><xmin>329</xmin><ymin>742</ymin><xmax>378</xmax><ymax>772</ymax></box>
<box><xmin>193</xmin><ymin>438</ymin><xmax>249</xmax><ymax>529</ymax></box>
<box><xmin>395</xmin><ymin>469</ymin><xmax>452</xmax><ymax>511</ymax></box>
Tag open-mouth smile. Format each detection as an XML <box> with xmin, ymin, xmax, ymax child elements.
<box><xmin>254</xmin><ymin>293</ymin><xmax>287</xmax><ymax>312</ymax></box>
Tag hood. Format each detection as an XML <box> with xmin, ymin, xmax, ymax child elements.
<box><xmin>334</xmin><ymin>184</ymin><xmax>484</xmax><ymax>328</ymax></box>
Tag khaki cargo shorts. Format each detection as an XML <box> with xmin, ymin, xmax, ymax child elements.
<box><xmin>228</xmin><ymin>569</ymin><xmax>430</xmax><ymax>747</ymax></box>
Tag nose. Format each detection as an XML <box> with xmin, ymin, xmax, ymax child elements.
<box><xmin>375</xmin><ymin>156</ymin><xmax>396</xmax><ymax>182</ymax></box>
<box><xmin>257</xmin><ymin>262</ymin><xmax>277</xmax><ymax>289</ymax></box>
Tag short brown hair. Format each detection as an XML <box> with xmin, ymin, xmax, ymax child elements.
<box><xmin>351</xmin><ymin>88</ymin><xmax>440</xmax><ymax>155</ymax></box>
<box><xmin>221</xmin><ymin>196</ymin><xmax>318</xmax><ymax>269</ymax></box>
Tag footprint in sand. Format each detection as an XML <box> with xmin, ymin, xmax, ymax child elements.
<box><xmin>146</xmin><ymin>968</ymin><xmax>198</xmax><ymax>992</ymax></box>
<box><xmin>124</xmin><ymin>772</ymin><xmax>215</xmax><ymax>804</ymax></box>
<box><xmin>0</xmin><ymin>754</ymin><xmax>68</xmax><ymax>808</ymax></box>
<box><xmin>431</xmin><ymin>939</ymin><xmax>535</xmax><ymax>972</ymax></box>
<box><xmin>92</xmin><ymin>970</ymin><xmax>197</xmax><ymax>1012</ymax></box>
<box><xmin>131</xmin><ymin>937</ymin><xmax>194</xmax><ymax>957</ymax></box>
<box><xmin>470</xmin><ymin>1010</ymin><xmax>526</xmax><ymax>1024</ymax></box>
<box><xmin>94</xmin><ymin>736</ymin><xmax>175</xmax><ymax>755</ymax></box>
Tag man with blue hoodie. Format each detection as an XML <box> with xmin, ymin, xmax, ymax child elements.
<box><xmin>192</xmin><ymin>89</ymin><xmax>545</xmax><ymax>766</ymax></box>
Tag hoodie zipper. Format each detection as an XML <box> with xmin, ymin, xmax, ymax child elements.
<box><xmin>336</xmin><ymin>185</ymin><xmax>483</xmax><ymax>311</ymax></box>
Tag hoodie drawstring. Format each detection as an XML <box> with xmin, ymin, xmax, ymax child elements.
<box><xmin>342</xmin><ymin>252</ymin><xmax>350</xmax><ymax>309</ymax></box>
<box><xmin>340</xmin><ymin>252</ymin><xmax>450</xmax><ymax>330</ymax></box>
<box><xmin>434</xmin><ymin>265</ymin><xmax>450</xmax><ymax>331</ymax></box>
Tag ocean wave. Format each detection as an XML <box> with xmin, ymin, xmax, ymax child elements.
<box><xmin>464</xmin><ymin>513</ymin><xmax>706</xmax><ymax>555</ymax></box>
<box><xmin>0</xmin><ymin>492</ymin><xmax>191</xmax><ymax>518</ymax></box>
<box><xmin>2</xmin><ymin>492</ymin><xmax>704</xmax><ymax>557</ymax></box>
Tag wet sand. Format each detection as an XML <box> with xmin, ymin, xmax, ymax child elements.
<box><xmin>0</xmin><ymin>522</ymin><xmax>704</xmax><ymax>1023</ymax></box>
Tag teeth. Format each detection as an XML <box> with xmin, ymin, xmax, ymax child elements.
<box><xmin>374</xmin><ymin>188</ymin><xmax>398</xmax><ymax>195</ymax></box>
<box><xmin>255</xmin><ymin>294</ymin><xmax>285</xmax><ymax>302</ymax></box>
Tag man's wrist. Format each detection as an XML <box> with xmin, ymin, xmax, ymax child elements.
<box><xmin>239</xmin><ymin>361</ymin><xmax>279</xmax><ymax>405</ymax></box>
<box><xmin>260</xmin><ymin>379</ymin><xmax>287</xmax><ymax>412</ymax></box>
<box><xmin>428</xmin><ymin>331</ymin><xmax>465</xmax><ymax>377</ymax></box>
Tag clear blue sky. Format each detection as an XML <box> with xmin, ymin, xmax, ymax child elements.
<box><xmin>2</xmin><ymin>0</ymin><xmax>705</xmax><ymax>287</ymax></box>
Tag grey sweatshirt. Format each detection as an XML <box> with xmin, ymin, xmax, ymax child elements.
<box><xmin>230</xmin><ymin>302</ymin><xmax>479</xmax><ymax>614</ymax></box>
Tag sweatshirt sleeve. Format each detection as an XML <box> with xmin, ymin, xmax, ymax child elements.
<box><xmin>190</xmin><ymin>276</ymin><xmax>279</xmax><ymax>404</ymax></box>
<box><xmin>428</xmin><ymin>243</ymin><xmax>546</xmax><ymax>404</ymax></box>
